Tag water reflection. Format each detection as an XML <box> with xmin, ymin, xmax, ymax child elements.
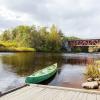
<box><xmin>1</xmin><ymin>52</ymin><xmax>65</xmax><ymax>76</ymax></box>
<box><xmin>0</xmin><ymin>52</ymin><xmax>100</xmax><ymax>93</ymax></box>
<box><xmin>0</xmin><ymin>61</ymin><xmax>24</xmax><ymax>93</ymax></box>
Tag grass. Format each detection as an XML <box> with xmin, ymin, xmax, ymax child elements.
<box><xmin>0</xmin><ymin>41</ymin><xmax>35</xmax><ymax>52</ymax></box>
<box><xmin>0</xmin><ymin>41</ymin><xmax>17</xmax><ymax>47</ymax></box>
<box><xmin>10</xmin><ymin>47</ymin><xmax>35</xmax><ymax>52</ymax></box>
<box><xmin>95</xmin><ymin>60</ymin><xmax>100</xmax><ymax>65</ymax></box>
<box><xmin>84</xmin><ymin>62</ymin><xmax>100</xmax><ymax>79</ymax></box>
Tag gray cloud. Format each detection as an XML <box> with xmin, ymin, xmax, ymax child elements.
<box><xmin>0</xmin><ymin>0</ymin><xmax>100</xmax><ymax>38</ymax></box>
<box><xmin>0</xmin><ymin>14</ymin><xmax>22</xmax><ymax>27</ymax></box>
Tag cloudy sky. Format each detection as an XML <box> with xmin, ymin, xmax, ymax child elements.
<box><xmin>0</xmin><ymin>0</ymin><xmax>100</xmax><ymax>39</ymax></box>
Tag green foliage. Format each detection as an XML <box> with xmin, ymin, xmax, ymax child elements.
<box><xmin>72</xmin><ymin>47</ymin><xmax>82</xmax><ymax>52</ymax></box>
<box><xmin>1</xmin><ymin>30</ymin><xmax>11</xmax><ymax>41</ymax></box>
<box><xmin>63</xmin><ymin>36</ymin><xmax>80</xmax><ymax>41</ymax></box>
<box><xmin>47</xmin><ymin>25</ymin><xmax>62</xmax><ymax>52</ymax></box>
<box><xmin>0</xmin><ymin>25</ymin><xmax>63</xmax><ymax>52</ymax></box>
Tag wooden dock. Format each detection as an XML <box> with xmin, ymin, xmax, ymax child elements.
<box><xmin>1</xmin><ymin>84</ymin><xmax>100</xmax><ymax>100</ymax></box>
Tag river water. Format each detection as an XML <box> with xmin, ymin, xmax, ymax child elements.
<box><xmin>0</xmin><ymin>52</ymin><xmax>100</xmax><ymax>93</ymax></box>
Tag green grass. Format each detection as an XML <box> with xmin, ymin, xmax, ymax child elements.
<box><xmin>0</xmin><ymin>41</ymin><xmax>35</xmax><ymax>52</ymax></box>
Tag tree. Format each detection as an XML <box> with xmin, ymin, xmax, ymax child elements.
<box><xmin>1</xmin><ymin>30</ymin><xmax>11</xmax><ymax>41</ymax></box>
<box><xmin>0</xmin><ymin>24</ymin><xmax>63</xmax><ymax>52</ymax></box>
<box><xmin>48</xmin><ymin>25</ymin><xmax>62</xmax><ymax>52</ymax></box>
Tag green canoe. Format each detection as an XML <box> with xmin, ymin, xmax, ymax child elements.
<box><xmin>25</xmin><ymin>63</ymin><xmax>57</xmax><ymax>84</ymax></box>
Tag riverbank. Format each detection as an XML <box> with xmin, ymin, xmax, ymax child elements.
<box><xmin>0</xmin><ymin>41</ymin><xmax>35</xmax><ymax>52</ymax></box>
<box><xmin>0</xmin><ymin>47</ymin><xmax>35</xmax><ymax>52</ymax></box>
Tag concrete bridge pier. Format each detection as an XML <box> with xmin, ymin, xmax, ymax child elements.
<box><xmin>66</xmin><ymin>46</ymin><xmax>72</xmax><ymax>52</ymax></box>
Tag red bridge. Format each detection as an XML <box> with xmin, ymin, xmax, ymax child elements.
<box><xmin>68</xmin><ymin>39</ymin><xmax>100</xmax><ymax>46</ymax></box>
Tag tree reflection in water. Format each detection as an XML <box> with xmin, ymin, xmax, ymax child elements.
<box><xmin>1</xmin><ymin>52</ymin><xmax>64</xmax><ymax>76</ymax></box>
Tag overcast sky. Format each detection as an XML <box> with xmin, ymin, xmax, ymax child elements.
<box><xmin>0</xmin><ymin>0</ymin><xmax>100</xmax><ymax>39</ymax></box>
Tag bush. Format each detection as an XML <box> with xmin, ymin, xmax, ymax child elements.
<box><xmin>72</xmin><ymin>47</ymin><xmax>82</xmax><ymax>52</ymax></box>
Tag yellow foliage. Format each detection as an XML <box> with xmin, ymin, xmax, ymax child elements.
<box><xmin>0</xmin><ymin>41</ymin><xmax>17</xmax><ymax>47</ymax></box>
<box><xmin>85</xmin><ymin>62</ymin><xmax>100</xmax><ymax>79</ymax></box>
<box><xmin>0</xmin><ymin>41</ymin><xmax>35</xmax><ymax>52</ymax></box>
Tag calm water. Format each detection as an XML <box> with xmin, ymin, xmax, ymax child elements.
<box><xmin>0</xmin><ymin>52</ymin><xmax>100</xmax><ymax>93</ymax></box>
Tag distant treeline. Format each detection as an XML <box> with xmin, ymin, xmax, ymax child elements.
<box><xmin>0</xmin><ymin>25</ymin><xmax>80</xmax><ymax>52</ymax></box>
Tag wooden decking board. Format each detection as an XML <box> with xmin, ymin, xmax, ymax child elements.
<box><xmin>52</xmin><ymin>90</ymin><xmax>67</xmax><ymax>100</ymax></box>
<box><xmin>19</xmin><ymin>87</ymin><xmax>46</xmax><ymax>100</ymax></box>
<box><xmin>43</xmin><ymin>90</ymin><xmax>59</xmax><ymax>100</ymax></box>
<box><xmin>16</xmin><ymin>87</ymin><xmax>45</xmax><ymax>100</ymax></box>
<box><xmin>87</xmin><ymin>94</ymin><xmax>97</xmax><ymax>100</ymax></box>
<box><xmin>13</xmin><ymin>87</ymin><xmax>45</xmax><ymax>100</ymax></box>
<box><xmin>76</xmin><ymin>92</ymin><xmax>86</xmax><ymax>100</ymax></box>
<box><xmin>71</xmin><ymin>92</ymin><xmax>80</xmax><ymax>100</ymax></box>
<box><xmin>36</xmin><ymin>84</ymin><xmax>100</xmax><ymax>94</ymax></box>
<box><xmin>97</xmin><ymin>94</ymin><xmax>100</xmax><ymax>100</ymax></box>
<box><xmin>81</xmin><ymin>93</ymin><xmax>88</xmax><ymax>100</ymax></box>
<box><xmin>0</xmin><ymin>86</ymin><xmax>44</xmax><ymax>100</ymax></box>
<box><xmin>56</xmin><ymin>90</ymin><xmax>72</xmax><ymax>100</ymax></box>
<box><xmin>35</xmin><ymin>88</ymin><xmax>61</xmax><ymax>100</ymax></box>
<box><xmin>0</xmin><ymin>86</ymin><xmax>32</xmax><ymax>99</ymax></box>
<box><xmin>34</xmin><ymin>89</ymin><xmax>53</xmax><ymax>100</ymax></box>
<box><xmin>62</xmin><ymin>91</ymin><xmax>75</xmax><ymax>100</ymax></box>
<box><xmin>0</xmin><ymin>84</ymin><xmax>100</xmax><ymax>100</ymax></box>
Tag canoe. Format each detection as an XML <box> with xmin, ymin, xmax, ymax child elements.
<box><xmin>25</xmin><ymin>63</ymin><xmax>57</xmax><ymax>84</ymax></box>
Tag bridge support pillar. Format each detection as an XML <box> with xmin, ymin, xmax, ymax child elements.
<box><xmin>67</xmin><ymin>46</ymin><xmax>72</xmax><ymax>52</ymax></box>
<box><xmin>64</xmin><ymin>41</ymin><xmax>72</xmax><ymax>52</ymax></box>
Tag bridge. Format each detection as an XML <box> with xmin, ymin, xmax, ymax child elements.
<box><xmin>64</xmin><ymin>39</ymin><xmax>100</xmax><ymax>52</ymax></box>
<box><xmin>67</xmin><ymin>39</ymin><xmax>100</xmax><ymax>46</ymax></box>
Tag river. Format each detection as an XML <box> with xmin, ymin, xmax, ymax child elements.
<box><xmin>0</xmin><ymin>52</ymin><xmax>100</xmax><ymax>93</ymax></box>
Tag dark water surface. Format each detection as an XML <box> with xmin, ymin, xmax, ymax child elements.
<box><xmin>0</xmin><ymin>52</ymin><xmax>100</xmax><ymax>93</ymax></box>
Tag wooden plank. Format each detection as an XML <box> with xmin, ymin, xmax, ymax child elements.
<box><xmin>53</xmin><ymin>90</ymin><xmax>78</xmax><ymax>100</ymax></box>
<box><xmin>97</xmin><ymin>94</ymin><xmax>100</xmax><ymax>100</ymax></box>
<box><xmin>36</xmin><ymin>84</ymin><xmax>100</xmax><ymax>95</ymax></box>
<box><xmin>0</xmin><ymin>86</ymin><xmax>32</xmax><ymax>99</ymax></box>
<box><xmin>0</xmin><ymin>86</ymin><xmax>44</xmax><ymax>100</ymax></box>
<box><xmin>71</xmin><ymin>92</ymin><xmax>80</xmax><ymax>100</ymax></box>
<box><xmin>75</xmin><ymin>93</ymin><xmax>86</xmax><ymax>100</ymax></box>
<box><xmin>87</xmin><ymin>93</ymin><xmax>96</xmax><ymax>100</ymax></box>
<box><xmin>81</xmin><ymin>93</ymin><xmax>88</xmax><ymax>100</ymax></box>
<box><xmin>52</xmin><ymin>90</ymin><xmax>69</xmax><ymax>100</ymax></box>
<box><xmin>12</xmin><ymin>88</ymin><xmax>44</xmax><ymax>100</ymax></box>
<box><xmin>43</xmin><ymin>90</ymin><xmax>60</xmax><ymax>100</ymax></box>
<box><xmin>35</xmin><ymin>88</ymin><xmax>61</xmax><ymax>100</ymax></box>
<box><xmin>13</xmin><ymin>87</ymin><xmax>45</xmax><ymax>100</ymax></box>
<box><xmin>63</xmin><ymin>91</ymin><xmax>76</xmax><ymax>100</ymax></box>
<box><xmin>1</xmin><ymin>84</ymin><xmax>28</xmax><ymax>96</ymax></box>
